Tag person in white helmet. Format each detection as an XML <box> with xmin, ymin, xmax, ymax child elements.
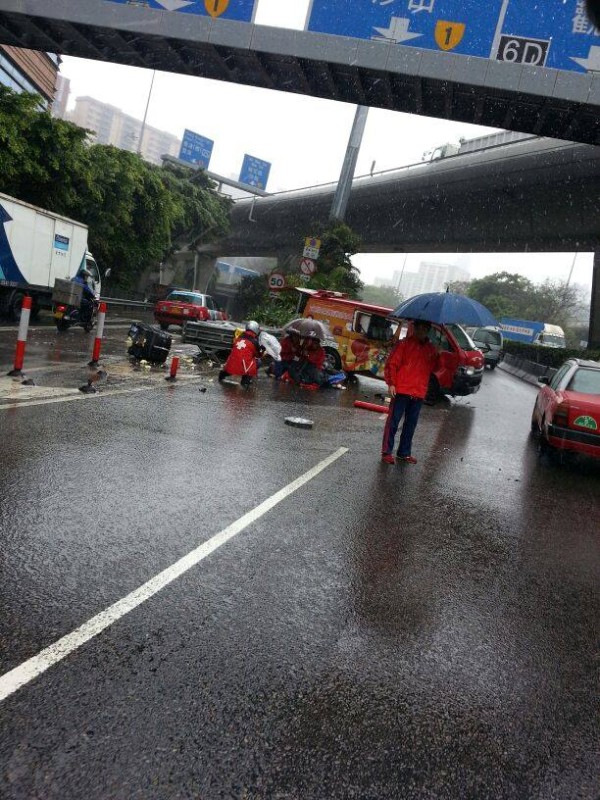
<box><xmin>218</xmin><ymin>320</ymin><xmax>263</xmax><ymax>387</ymax></box>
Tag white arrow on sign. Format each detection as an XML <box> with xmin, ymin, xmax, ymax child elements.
<box><xmin>155</xmin><ymin>0</ymin><xmax>194</xmax><ymax>11</ymax></box>
<box><xmin>372</xmin><ymin>17</ymin><xmax>423</xmax><ymax>45</ymax></box>
<box><xmin>571</xmin><ymin>45</ymin><xmax>600</xmax><ymax>72</ymax></box>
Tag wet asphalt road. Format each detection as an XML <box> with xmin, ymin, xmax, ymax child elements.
<box><xmin>0</xmin><ymin>319</ymin><xmax>599</xmax><ymax>799</ymax></box>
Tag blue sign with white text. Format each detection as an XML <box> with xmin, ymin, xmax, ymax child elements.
<box><xmin>239</xmin><ymin>154</ymin><xmax>271</xmax><ymax>190</ymax></box>
<box><xmin>179</xmin><ymin>129</ymin><xmax>214</xmax><ymax>169</ymax></box>
<box><xmin>307</xmin><ymin>0</ymin><xmax>600</xmax><ymax>74</ymax></box>
<box><xmin>106</xmin><ymin>0</ymin><xmax>257</xmax><ymax>23</ymax></box>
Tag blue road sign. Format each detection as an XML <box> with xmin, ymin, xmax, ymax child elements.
<box><xmin>106</xmin><ymin>0</ymin><xmax>257</xmax><ymax>23</ymax></box>
<box><xmin>179</xmin><ymin>129</ymin><xmax>214</xmax><ymax>169</ymax></box>
<box><xmin>239</xmin><ymin>154</ymin><xmax>271</xmax><ymax>190</ymax></box>
<box><xmin>306</xmin><ymin>0</ymin><xmax>600</xmax><ymax>74</ymax></box>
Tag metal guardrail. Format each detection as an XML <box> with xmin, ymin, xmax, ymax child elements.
<box><xmin>101</xmin><ymin>297</ymin><xmax>153</xmax><ymax>311</ymax></box>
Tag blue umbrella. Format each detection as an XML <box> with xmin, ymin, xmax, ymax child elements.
<box><xmin>389</xmin><ymin>292</ymin><xmax>497</xmax><ymax>327</ymax></box>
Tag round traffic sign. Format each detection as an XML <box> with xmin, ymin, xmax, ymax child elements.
<box><xmin>300</xmin><ymin>258</ymin><xmax>317</xmax><ymax>277</ymax></box>
<box><xmin>268</xmin><ymin>272</ymin><xmax>286</xmax><ymax>290</ymax></box>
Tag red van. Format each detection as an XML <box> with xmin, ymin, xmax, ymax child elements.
<box><xmin>296</xmin><ymin>289</ymin><xmax>484</xmax><ymax>399</ymax></box>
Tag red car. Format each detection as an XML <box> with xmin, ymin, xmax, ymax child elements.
<box><xmin>531</xmin><ymin>358</ymin><xmax>600</xmax><ymax>458</ymax></box>
<box><xmin>154</xmin><ymin>291</ymin><xmax>227</xmax><ymax>331</ymax></box>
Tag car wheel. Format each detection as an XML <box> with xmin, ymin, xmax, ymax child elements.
<box><xmin>324</xmin><ymin>347</ymin><xmax>342</xmax><ymax>372</ymax></box>
<box><xmin>488</xmin><ymin>363</ymin><xmax>496</xmax><ymax>371</ymax></box>
<box><xmin>160</xmin><ymin>323</ymin><xmax>169</xmax><ymax>331</ymax></box>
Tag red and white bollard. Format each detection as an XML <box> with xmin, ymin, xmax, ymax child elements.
<box><xmin>88</xmin><ymin>302</ymin><xmax>107</xmax><ymax>367</ymax></box>
<box><xmin>165</xmin><ymin>355</ymin><xmax>180</xmax><ymax>382</ymax></box>
<box><xmin>7</xmin><ymin>295</ymin><xmax>32</xmax><ymax>377</ymax></box>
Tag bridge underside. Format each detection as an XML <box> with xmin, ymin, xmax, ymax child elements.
<box><xmin>213</xmin><ymin>138</ymin><xmax>600</xmax><ymax>258</ymax></box>
<box><xmin>2</xmin><ymin>0</ymin><xmax>600</xmax><ymax>145</ymax></box>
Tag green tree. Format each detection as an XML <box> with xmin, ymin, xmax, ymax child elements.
<box><xmin>467</xmin><ymin>272</ymin><xmax>535</xmax><ymax>318</ymax></box>
<box><xmin>359</xmin><ymin>284</ymin><xmax>401</xmax><ymax>308</ymax></box>
<box><xmin>301</xmin><ymin>221</ymin><xmax>363</xmax><ymax>296</ymax></box>
<box><xmin>0</xmin><ymin>87</ymin><xmax>231</xmax><ymax>291</ymax></box>
<box><xmin>0</xmin><ymin>86</ymin><xmax>93</xmax><ymax>214</ymax></box>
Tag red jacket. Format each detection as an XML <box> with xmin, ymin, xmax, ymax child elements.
<box><xmin>301</xmin><ymin>344</ymin><xmax>326</xmax><ymax>370</ymax></box>
<box><xmin>384</xmin><ymin>336</ymin><xmax>438</xmax><ymax>399</ymax></box>
<box><xmin>223</xmin><ymin>332</ymin><xmax>260</xmax><ymax>377</ymax></box>
<box><xmin>279</xmin><ymin>335</ymin><xmax>299</xmax><ymax>362</ymax></box>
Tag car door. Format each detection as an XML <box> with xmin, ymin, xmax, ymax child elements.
<box><xmin>539</xmin><ymin>363</ymin><xmax>571</xmax><ymax>424</ymax></box>
<box><xmin>428</xmin><ymin>326</ymin><xmax>458</xmax><ymax>391</ymax></box>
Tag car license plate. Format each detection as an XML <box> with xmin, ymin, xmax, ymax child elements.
<box><xmin>172</xmin><ymin>307</ymin><xmax>182</xmax><ymax>314</ymax></box>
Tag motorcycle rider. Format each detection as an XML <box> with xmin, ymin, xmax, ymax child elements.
<box><xmin>72</xmin><ymin>269</ymin><xmax>96</xmax><ymax>326</ymax></box>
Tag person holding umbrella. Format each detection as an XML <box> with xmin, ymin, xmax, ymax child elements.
<box><xmin>381</xmin><ymin>320</ymin><xmax>439</xmax><ymax>465</ymax></box>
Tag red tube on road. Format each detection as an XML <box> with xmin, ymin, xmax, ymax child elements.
<box><xmin>166</xmin><ymin>355</ymin><xmax>180</xmax><ymax>382</ymax></box>
<box><xmin>89</xmin><ymin>302</ymin><xmax>107</xmax><ymax>366</ymax></box>
<box><xmin>8</xmin><ymin>295</ymin><xmax>32</xmax><ymax>376</ymax></box>
<box><xmin>353</xmin><ymin>400</ymin><xmax>390</xmax><ymax>414</ymax></box>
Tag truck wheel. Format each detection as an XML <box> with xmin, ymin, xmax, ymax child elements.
<box><xmin>8</xmin><ymin>291</ymin><xmax>26</xmax><ymax>323</ymax></box>
<box><xmin>324</xmin><ymin>347</ymin><xmax>342</xmax><ymax>372</ymax></box>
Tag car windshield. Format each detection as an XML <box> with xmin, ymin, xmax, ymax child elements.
<box><xmin>445</xmin><ymin>324</ymin><xmax>476</xmax><ymax>350</ymax></box>
<box><xmin>474</xmin><ymin>329</ymin><xmax>502</xmax><ymax>346</ymax></box>
<box><xmin>567</xmin><ymin>369</ymin><xmax>600</xmax><ymax>395</ymax></box>
<box><xmin>166</xmin><ymin>292</ymin><xmax>206</xmax><ymax>306</ymax></box>
<box><xmin>541</xmin><ymin>334</ymin><xmax>566</xmax><ymax>347</ymax></box>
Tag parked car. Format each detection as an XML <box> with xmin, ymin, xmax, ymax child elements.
<box><xmin>154</xmin><ymin>291</ymin><xmax>227</xmax><ymax>331</ymax></box>
<box><xmin>531</xmin><ymin>358</ymin><xmax>600</xmax><ymax>459</ymax></box>
<box><xmin>470</xmin><ymin>326</ymin><xmax>504</xmax><ymax>370</ymax></box>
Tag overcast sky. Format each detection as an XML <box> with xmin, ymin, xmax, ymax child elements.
<box><xmin>60</xmin><ymin>0</ymin><xmax>593</xmax><ymax>289</ymax></box>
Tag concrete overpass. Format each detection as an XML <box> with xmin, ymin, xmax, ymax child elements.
<box><xmin>204</xmin><ymin>135</ymin><xmax>600</xmax><ymax>346</ymax></box>
<box><xmin>209</xmin><ymin>136</ymin><xmax>600</xmax><ymax>257</ymax></box>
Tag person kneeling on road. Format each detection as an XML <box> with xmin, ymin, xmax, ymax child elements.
<box><xmin>219</xmin><ymin>320</ymin><xmax>264</xmax><ymax>388</ymax></box>
<box><xmin>268</xmin><ymin>329</ymin><xmax>301</xmax><ymax>379</ymax></box>
<box><xmin>287</xmin><ymin>333</ymin><xmax>327</xmax><ymax>389</ymax></box>
<box><xmin>381</xmin><ymin>320</ymin><xmax>439</xmax><ymax>465</ymax></box>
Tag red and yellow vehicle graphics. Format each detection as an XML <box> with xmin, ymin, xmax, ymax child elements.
<box><xmin>296</xmin><ymin>289</ymin><xmax>395</xmax><ymax>378</ymax></box>
<box><xmin>296</xmin><ymin>289</ymin><xmax>484</xmax><ymax>396</ymax></box>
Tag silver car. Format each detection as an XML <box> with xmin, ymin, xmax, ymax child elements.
<box><xmin>470</xmin><ymin>327</ymin><xmax>504</xmax><ymax>370</ymax></box>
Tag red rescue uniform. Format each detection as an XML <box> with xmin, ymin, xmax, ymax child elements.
<box><xmin>223</xmin><ymin>332</ymin><xmax>261</xmax><ymax>377</ymax></box>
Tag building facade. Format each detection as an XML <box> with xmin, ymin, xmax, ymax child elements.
<box><xmin>397</xmin><ymin>262</ymin><xmax>471</xmax><ymax>298</ymax></box>
<box><xmin>69</xmin><ymin>96</ymin><xmax>181</xmax><ymax>165</ymax></box>
<box><xmin>51</xmin><ymin>73</ymin><xmax>70</xmax><ymax>118</ymax></box>
<box><xmin>0</xmin><ymin>46</ymin><xmax>58</xmax><ymax>107</ymax></box>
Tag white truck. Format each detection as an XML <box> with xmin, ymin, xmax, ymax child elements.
<box><xmin>0</xmin><ymin>191</ymin><xmax>102</xmax><ymax>320</ymax></box>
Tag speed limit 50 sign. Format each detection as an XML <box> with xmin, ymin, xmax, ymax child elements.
<box><xmin>268</xmin><ymin>272</ymin><xmax>286</xmax><ymax>290</ymax></box>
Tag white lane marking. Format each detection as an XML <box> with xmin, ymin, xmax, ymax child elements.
<box><xmin>0</xmin><ymin>381</ymin><xmax>202</xmax><ymax>411</ymax></box>
<box><xmin>0</xmin><ymin>447</ymin><xmax>349</xmax><ymax>703</ymax></box>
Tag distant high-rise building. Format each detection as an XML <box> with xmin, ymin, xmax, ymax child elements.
<box><xmin>52</xmin><ymin>73</ymin><xmax>70</xmax><ymax>119</ymax></box>
<box><xmin>69</xmin><ymin>96</ymin><xmax>181</xmax><ymax>165</ymax></box>
<box><xmin>0</xmin><ymin>47</ymin><xmax>59</xmax><ymax>108</ymax></box>
<box><xmin>398</xmin><ymin>261</ymin><xmax>471</xmax><ymax>297</ymax></box>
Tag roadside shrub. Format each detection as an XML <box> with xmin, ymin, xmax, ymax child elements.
<box><xmin>503</xmin><ymin>340</ymin><xmax>600</xmax><ymax>368</ymax></box>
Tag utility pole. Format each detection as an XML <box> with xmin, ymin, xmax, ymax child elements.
<box><xmin>137</xmin><ymin>69</ymin><xmax>156</xmax><ymax>157</ymax></box>
<box><xmin>329</xmin><ymin>105</ymin><xmax>369</xmax><ymax>222</ymax></box>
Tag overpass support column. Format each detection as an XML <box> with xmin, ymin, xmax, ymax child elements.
<box><xmin>589</xmin><ymin>252</ymin><xmax>600</xmax><ymax>349</ymax></box>
<box><xmin>193</xmin><ymin>253</ymin><xmax>217</xmax><ymax>293</ymax></box>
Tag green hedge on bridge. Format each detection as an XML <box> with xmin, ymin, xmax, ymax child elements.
<box><xmin>502</xmin><ymin>340</ymin><xmax>600</xmax><ymax>368</ymax></box>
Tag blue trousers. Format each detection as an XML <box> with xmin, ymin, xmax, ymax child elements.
<box><xmin>382</xmin><ymin>394</ymin><xmax>424</xmax><ymax>457</ymax></box>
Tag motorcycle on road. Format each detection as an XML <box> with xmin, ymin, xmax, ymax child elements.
<box><xmin>54</xmin><ymin>299</ymin><xmax>98</xmax><ymax>332</ymax></box>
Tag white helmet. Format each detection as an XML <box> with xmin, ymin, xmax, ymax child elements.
<box><xmin>246</xmin><ymin>320</ymin><xmax>260</xmax><ymax>336</ymax></box>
